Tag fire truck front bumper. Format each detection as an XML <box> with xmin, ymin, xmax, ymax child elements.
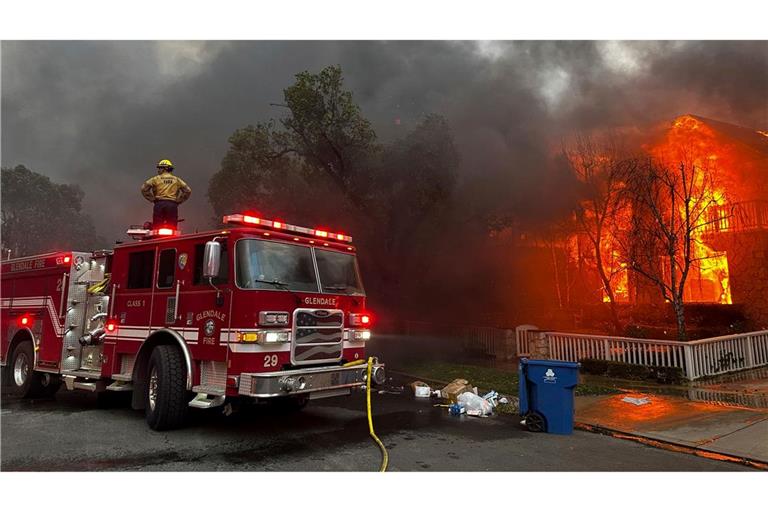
<box><xmin>237</xmin><ymin>361</ymin><xmax>385</xmax><ymax>398</ymax></box>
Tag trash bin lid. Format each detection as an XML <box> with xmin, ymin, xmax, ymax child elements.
<box><xmin>522</xmin><ymin>359</ymin><xmax>580</xmax><ymax>369</ymax></box>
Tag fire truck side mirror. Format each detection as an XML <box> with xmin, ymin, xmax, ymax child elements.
<box><xmin>203</xmin><ymin>241</ymin><xmax>221</xmax><ymax>279</ymax></box>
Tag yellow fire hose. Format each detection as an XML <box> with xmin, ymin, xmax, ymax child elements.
<box><xmin>344</xmin><ymin>357</ymin><xmax>389</xmax><ymax>472</ymax></box>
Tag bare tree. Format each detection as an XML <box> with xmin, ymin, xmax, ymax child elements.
<box><xmin>564</xmin><ymin>135</ymin><xmax>632</xmax><ymax>333</ymax></box>
<box><xmin>622</xmin><ymin>156</ymin><xmax>730</xmax><ymax>340</ymax></box>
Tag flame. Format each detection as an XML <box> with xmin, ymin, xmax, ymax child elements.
<box><xmin>651</xmin><ymin>115</ymin><xmax>732</xmax><ymax>304</ymax></box>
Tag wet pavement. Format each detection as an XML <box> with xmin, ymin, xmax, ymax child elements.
<box><xmin>0</xmin><ymin>385</ymin><xmax>755</xmax><ymax>471</ymax></box>
<box><xmin>576</xmin><ymin>393</ymin><xmax>768</xmax><ymax>464</ymax></box>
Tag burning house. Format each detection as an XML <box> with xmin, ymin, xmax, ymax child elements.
<box><xmin>493</xmin><ymin>115</ymin><xmax>768</xmax><ymax>331</ymax></box>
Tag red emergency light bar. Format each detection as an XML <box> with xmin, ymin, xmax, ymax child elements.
<box><xmin>223</xmin><ymin>214</ymin><xmax>353</xmax><ymax>243</ymax></box>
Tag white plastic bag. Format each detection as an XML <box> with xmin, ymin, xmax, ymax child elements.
<box><xmin>457</xmin><ymin>391</ymin><xmax>494</xmax><ymax>416</ymax></box>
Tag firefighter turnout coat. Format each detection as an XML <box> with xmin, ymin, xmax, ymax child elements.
<box><xmin>141</xmin><ymin>173</ymin><xmax>192</xmax><ymax>203</ymax></box>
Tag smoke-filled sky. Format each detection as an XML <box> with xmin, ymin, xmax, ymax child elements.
<box><xmin>2</xmin><ymin>41</ymin><xmax>766</xmax><ymax>239</ymax></box>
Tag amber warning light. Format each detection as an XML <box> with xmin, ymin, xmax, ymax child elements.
<box><xmin>222</xmin><ymin>214</ymin><xmax>353</xmax><ymax>243</ymax></box>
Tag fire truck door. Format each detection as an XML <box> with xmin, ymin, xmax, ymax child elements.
<box><xmin>151</xmin><ymin>248</ymin><xmax>181</xmax><ymax>329</ymax></box>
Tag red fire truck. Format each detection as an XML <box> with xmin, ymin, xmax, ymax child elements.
<box><xmin>1</xmin><ymin>213</ymin><xmax>384</xmax><ymax>430</ymax></box>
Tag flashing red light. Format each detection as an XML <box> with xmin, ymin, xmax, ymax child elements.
<box><xmin>105</xmin><ymin>320</ymin><xmax>117</xmax><ymax>333</ymax></box>
<box><xmin>157</xmin><ymin>228</ymin><xmax>174</xmax><ymax>236</ymax></box>
<box><xmin>63</xmin><ymin>255</ymin><xmax>71</xmax><ymax>264</ymax></box>
<box><xmin>222</xmin><ymin>214</ymin><xmax>353</xmax><ymax>243</ymax></box>
<box><xmin>17</xmin><ymin>314</ymin><xmax>33</xmax><ymax>328</ymax></box>
<box><xmin>361</xmin><ymin>314</ymin><xmax>371</xmax><ymax>325</ymax></box>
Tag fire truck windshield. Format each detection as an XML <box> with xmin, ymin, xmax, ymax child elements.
<box><xmin>236</xmin><ymin>239</ymin><xmax>318</xmax><ymax>292</ymax></box>
<box><xmin>315</xmin><ymin>248</ymin><xmax>365</xmax><ymax>295</ymax></box>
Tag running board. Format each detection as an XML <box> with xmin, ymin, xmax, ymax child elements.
<box><xmin>188</xmin><ymin>393</ymin><xmax>226</xmax><ymax>409</ymax></box>
<box><xmin>106</xmin><ymin>381</ymin><xmax>133</xmax><ymax>392</ymax></box>
<box><xmin>63</xmin><ymin>375</ymin><xmax>106</xmax><ymax>392</ymax></box>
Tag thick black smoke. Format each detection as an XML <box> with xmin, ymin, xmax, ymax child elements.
<box><xmin>2</xmin><ymin>41</ymin><xmax>766</xmax><ymax>240</ymax></box>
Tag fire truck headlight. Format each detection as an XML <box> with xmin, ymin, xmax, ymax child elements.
<box><xmin>259</xmin><ymin>311</ymin><xmax>290</xmax><ymax>326</ymax></box>
<box><xmin>257</xmin><ymin>331</ymin><xmax>290</xmax><ymax>344</ymax></box>
<box><xmin>353</xmin><ymin>330</ymin><xmax>371</xmax><ymax>341</ymax></box>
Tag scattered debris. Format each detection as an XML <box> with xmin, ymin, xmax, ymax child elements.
<box><xmin>440</xmin><ymin>378</ymin><xmax>473</xmax><ymax>402</ymax></box>
<box><xmin>449</xmin><ymin>404</ymin><xmax>466</xmax><ymax>416</ymax></box>
<box><xmin>410</xmin><ymin>380</ymin><xmax>432</xmax><ymax>397</ymax></box>
<box><xmin>414</xmin><ymin>385</ymin><xmax>432</xmax><ymax>398</ymax></box>
<box><xmin>482</xmin><ymin>390</ymin><xmax>500</xmax><ymax>408</ymax></box>
<box><xmin>457</xmin><ymin>391</ymin><xmax>494</xmax><ymax>416</ymax></box>
<box><xmin>499</xmin><ymin>397</ymin><xmax>509</xmax><ymax>404</ymax></box>
<box><xmin>622</xmin><ymin>396</ymin><xmax>652</xmax><ymax>406</ymax></box>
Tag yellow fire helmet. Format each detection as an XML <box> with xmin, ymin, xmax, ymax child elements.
<box><xmin>156</xmin><ymin>159</ymin><xmax>174</xmax><ymax>170</ymax></box>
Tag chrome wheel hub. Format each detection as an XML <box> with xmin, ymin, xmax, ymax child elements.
<box><xmin>148</xmin><ymin>368</ymin><xmax>158</xmax><ymax>411</ymax></box>
<box><xmin>13</xmin><ymin>352</ymin><xmax>29</xmax><ymax>387</ymax></box>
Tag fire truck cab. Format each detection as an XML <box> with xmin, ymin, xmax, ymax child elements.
<box><xmin>1</xmin><ymin>214</ymin><xmax>384</xmax><ymax>430</ymax></box>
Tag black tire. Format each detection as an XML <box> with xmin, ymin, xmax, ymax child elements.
<box><xmin>36</xmin><ymin>373</ymin><xmax>62</xmax><ymax>398</ymax></box>
<box><xmin>145</xmin><ymin>345</ymin><xmax>188</xmax><ymax>431</ymax></box>
<box><xmin>525</xmin><ymin>411</ymin><xmax>546</xmax><ymax>433</ymax></box>
<box><xmin>8</xmin><ymin>341</ymin><xmax>58</xmax><ymax>399</ymax></box>
<box><xmin>271</xmin><ymin>394</ymin><xmax>309</xmax><ymax>414</ymax></box>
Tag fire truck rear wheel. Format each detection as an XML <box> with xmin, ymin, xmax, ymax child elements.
<box><xmin>145</xmin><ymin>345</ymin><xmax>188</xmax><ymax>431</ymax></box>
<box><xmin>9</xmin><ymin>341</ymin><xmax>59</xmax><ymax>398</ymax></box>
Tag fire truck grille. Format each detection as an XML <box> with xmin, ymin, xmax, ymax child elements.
<box><xmin>291</xmin><ymin>309</ymin><xmax>343</xmax><ymax>364</ymax></box>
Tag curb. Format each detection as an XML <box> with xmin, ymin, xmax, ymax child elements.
<box><xmin>575</xmin><ymin>422</ymin><xmax>768</xmax><ymax>471</ymax></box>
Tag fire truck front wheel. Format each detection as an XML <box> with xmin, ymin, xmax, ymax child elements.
<box><xmin>145</xmin><ymin>345</ymin><xmax>188</xmax><ymax>431</ymax></box>
<box><xmin>9</xmin><ymin>341</ymin><xmax>60</xmax><ymax>399</ymax></box>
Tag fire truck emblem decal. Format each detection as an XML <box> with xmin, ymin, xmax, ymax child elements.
<box><xmin>204</xmin><ymin>320</ymin><xmax>216</xmax><ymax>336</ymax></box>
<box><xmin>178</xmin><ymin>253</ymin><xmax>188</xmax><ymax>270</ymax></box>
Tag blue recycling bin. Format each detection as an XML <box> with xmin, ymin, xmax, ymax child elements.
<box><xmin>518</xmin><ymin>358</ymin><xmax>580</xmax><ymax>434</ymax></box>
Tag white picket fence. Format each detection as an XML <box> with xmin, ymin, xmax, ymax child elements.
<box><xmin>516</xmin><ymin>326</ymin><xmax>768</xmax><ymax>381</ymax></box>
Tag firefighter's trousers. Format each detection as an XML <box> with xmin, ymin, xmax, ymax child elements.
<box><xmin>153</xmin><ymin>199</ymin><xmax>179</xmax><ymax>228</ymax></box>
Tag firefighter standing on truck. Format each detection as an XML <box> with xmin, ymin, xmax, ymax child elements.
<box><xmin>141</xmin><ymin>159</ymin><xmax>192</xmax><ymax>229</ymax></box>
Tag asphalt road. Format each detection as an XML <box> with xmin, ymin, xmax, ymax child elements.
<box><xmin>0</xmin><ymin>385</ymin><xmax>753</xmax><ymax>471</ymax></box>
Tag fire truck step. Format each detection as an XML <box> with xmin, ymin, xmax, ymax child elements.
<box><xmin>64</xmin><ymin>370</ymin><xmax>102</xmax><ymax>379</ymax></box>
<box><xmin>63</xmin><ymin>375</ymin><xmax>106</xmax><ymax>392</ymax></box>
<box><xmin>106</xmin><ymin>381</ymin><xmax>133</xmax><ymax>392</ymax></box>
<box><xmin>111</xmin><ymin>373</ymin><xmax>132</xmax><ymax>381</ymax></box>
<box><xmin>192</xmin><ymin>384</ymin><xmax>226</xmax><ymax>395</ymax></box>
<box><xmin>188</xmin><ymin>392</ymin><xmax>226</xmax><ymax>409</ymax></box>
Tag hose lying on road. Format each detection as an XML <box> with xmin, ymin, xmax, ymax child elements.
<box><xmin>346</xmin><ymin>357</ymin><xmax>388</xmax><ymax>471</ymax></box>
<box><xmin>366</xmin><ymin>356</ymin><xmax>389</xmax><ymax>472</ymax></box>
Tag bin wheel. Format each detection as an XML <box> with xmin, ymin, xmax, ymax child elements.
<box><xmin>525</xmin><ymin>412</ymin><xmax>546</xmax><ymax>433</ymax></box>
